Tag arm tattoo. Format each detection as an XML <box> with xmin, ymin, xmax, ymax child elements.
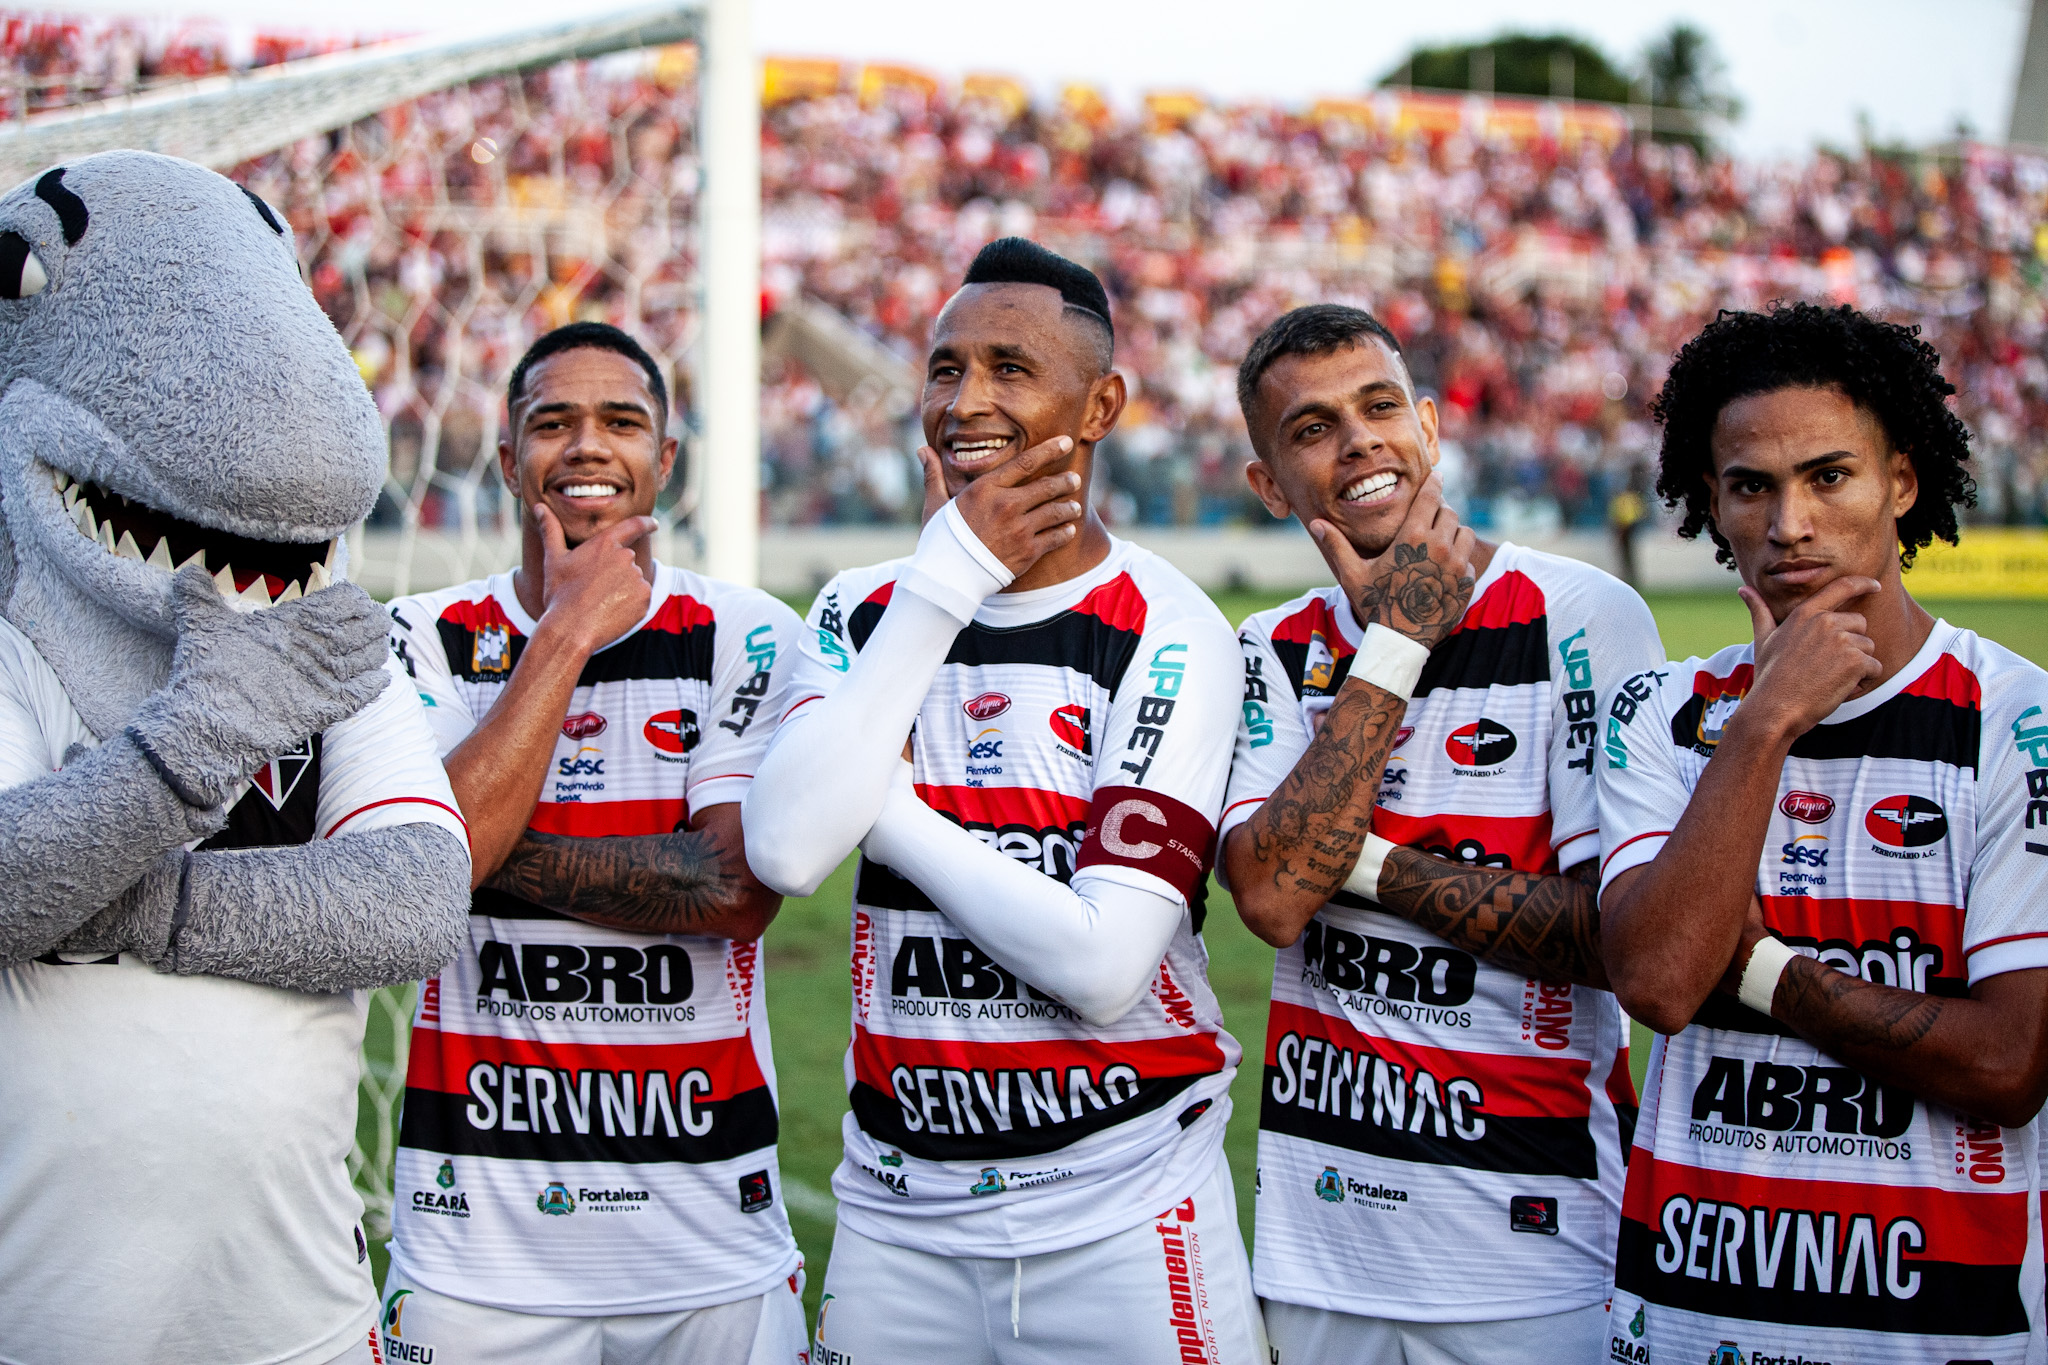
<box><xmin>484</xmin><ymin>829</ymin><xmax>739</xmax><ymax>934</ymax></box>
<box><xmin>1773</xmin><ymin>955</ymin><xmax>1946</xmax><ymax>1050</ymax></box>
<box><xmin>1249</xmin><ymin>680</ymin><xmax>1404</xmax><ymax>900</ymax></box>
<box><xmin>1374</xmin><ymin>852</ymin><xmax>1609</xmax><ymax>990</ymax></box>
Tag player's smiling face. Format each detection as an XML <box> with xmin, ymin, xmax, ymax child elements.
<box><xmin>1244</xmin><ymin>338</ymin><xmax>1441</xmax><ymax>556</ymax></box>
<box><xmin>921</xmin><ymin>281</ymin><xmax>1113</xmax><ymax>497</ymax></box>
<box><xmin>500</xmin><ymin>347</ymin><xmax>676</xmax><ymax>547</ymax></box>
<box><xmin>1706</xmin><ymin>384</ymin><xmax>1919</xmax><ymax>622</ymax></box>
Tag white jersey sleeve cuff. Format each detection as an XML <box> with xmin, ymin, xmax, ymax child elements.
<box><xmin>685</xmin><ymin>774</ymin><xmax>754</xmax><ymax>814</ymax></box>
<box><xmin>1599</xmin><ymin>830</ymin><xmax>1668</xmax><ymax>893</ymax></box>
<box><xmin>1966</xmin><ymin>933</ymin><xmax>2048</xmax><ymax>986</ymax></box>
<box><xmin>1554</xmin><ymin>828</ymin><xmax>1600</xmax><ymax>875</ymax></box>
<box><xmin>1217</xmin><ymin>794</ymin><xmax>1267</xmax><ymax>844</ymax></box>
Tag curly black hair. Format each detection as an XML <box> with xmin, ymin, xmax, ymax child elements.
<box><xmin>1649</xmin><ymin>301</ymin><xmax>1975</xmax><ymax>568</ymax></box>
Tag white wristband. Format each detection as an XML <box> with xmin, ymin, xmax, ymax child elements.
<box><xmin>1738</xmin><ymin>937</ymin><xmax>1797</xmax><ymax>1016</ymax></box>
<box><xmin>1353</xmin><ymin>623</ymin><xmax>1429</xmax><ymax>699</ymax></box>
<box><xmin>1340</xmin><ymin>833</ymin><xmax>1399</xmax><ymax>902</ymax></box>
<box><xmin>898</xmin><ymin>500</ymin><xmax>1014</xmax><ymax>625</ymax></box>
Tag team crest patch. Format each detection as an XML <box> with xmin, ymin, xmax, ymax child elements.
<box><xmin>536</xmin><ymin>1181</ymin><xmax>575</xmax><ymax>1216</ymax></box>
<box><xmin>251</xmin><ymin>739</ymin><xmax>315</xmax><ymax>810</ymax></box>
<box><xmin>472</xmin><ymin>623</ymin><xmax>512</xmax><ymax>674</ymax></box>
<box><xmin>1303</xmin><ymin>627</ymin><xmax>1335</xmax><ymax>692</ymax></box>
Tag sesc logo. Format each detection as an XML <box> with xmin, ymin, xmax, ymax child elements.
<box><xmin>1780</xmin><ymin>790</ymin><xmax>1835</xmax><ymax>824</ymax></box>
<box><xmin>644</xmin><ymin>709</ymin><xmax>700</xmax><ymax>756</ymax></box>
<box><xmin>1050</xmin><ymin>702</ymin><xmax>1092</xmax><ymax>755</ymax></box>
<box><xmin>963</xmin><ymin>692</ymin><xmax>1011</xmax><ymax>721</ymax></box>
<box><xmin>1445</xmin><ymin>719</ymin><xmax>1517</xmax><ymax>769</ymax></box>
<box><xmin>536</xmin><ymin>1182</ymin><xmax>576</xmax><ymax>1216</ymax></box>
<box><xmin>1865</xmin><ymin>794</ymin><xmax>1947</xmax><ymax>849</ymax></box>
<box><xmin>1780</xmin><ymin>836</ymin><xmax>1829</xmax><ymax>868</ymax></box>
<box><xmin>561</xmin><ymin>712</ymin><xmax>607</xmax><ymax>740</ymax></box>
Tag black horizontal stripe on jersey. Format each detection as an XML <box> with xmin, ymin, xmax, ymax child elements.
<box><xmin>1413</xmin><ymin>616</ymin><xmax>1550</xmax><ymax>698</ymax></box>
<box><xmin>850</xmin><ymin>599</ymin><xmax>1142</xmax><ymax>696</ymax></box>
<box><xmin>1261</xmin><ymin>1072</ymin><xmax>1598</xmax><ymax>1179</ymax></box>
<box><xmin>468</xmin><ymin>887</ymin><xmax>573</xmax><ymax>921</ymax></box>
<box><xmin>857</xmin><ymin>856</ymin><xmax>942</xmax><ymax>913</ymax></box>
<box><xmin>437</xmin><ymin>619</ymin><xmax>715</xmax><ymax>687</ymax></box>
<box><xmin>400</xmin><ymin>1083</ymin><xmax>777</xmax><ymax>1165</ymax></box>
<box><xmin>1617</xmin><ymin>1216</ymin><xmax>2028</xmax><ymax>1336</ymax></box>
<box><xmin>1668</xmin><ymin>690</ymin><xmax>1979</xmax><ymax>767</ymax></box>
<box><xmin>848</xmin><ymin>1071</ymin><xmax>1202</xmax><ymax>1162</ymax></box>
<box><xmin>439</xmin><ymin>621</ymin><xmax>530</xmax><ymax>683</ymax></box>
<box><xmin>1689</xmin><ymin>977</ymin><xmax>1968</xmax><ymax>1037</ymax></box>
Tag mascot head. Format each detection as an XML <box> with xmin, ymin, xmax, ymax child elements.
<box><xmin>0</xmin><ymin>150</ymin><xmax>386</xmax><ymax>732</ymax></box>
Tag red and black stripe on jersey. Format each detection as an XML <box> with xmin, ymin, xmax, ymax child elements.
<box><xmin>1615</xmin><ymin>1160</ymin><xmax>2031</xmax><ymax>1336</ymax></box>
<box><xmin>845</xmin><ymin>1027</ymin><xmax>1226</xmax><ymax>1162</ymax></box>
<box><xmin>1267</xmin><ymin>571</ymin><xmax>1551</xmax><ymax>702</ymax></box>
<box><xmin>398</xmin><ymin>1030</ymin><xmax>779</xmax><ymax>1166</ymax></box>
<box><xmin>1669</xmin><ymin>656</ymin><xmax>1982</xmax><ymax>767</ymax></box>
<box><xmin>436</xmin><ymin>595</ymin><xmax>718</xmax><ymax>687</ymax></box>
<box><xmin>843</xmin><ymin>575</ymin><xmax>1149</xmax><ymax>696</ymax></box>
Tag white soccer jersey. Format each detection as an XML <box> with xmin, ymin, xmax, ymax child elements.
<box><xmin>384</xmin><ymin>564</ymin><xmax>805</xmax><ymax>1315</ymax></box>
<box><xmin>792</xmin><ymin>537</ymin><xmax>1244</xmax><ymax>1259</ymax></box>
<box><xmin>0</xmin><ymin>620</ymin><xmax>465</xmax><ymax>1365</ymax></box>
<box><xmin>1224</xmin><ymin>544</ymin><xmax>1663</xmax><ymax>1322</ymax></box>
<box><xmin>1597</xmin><ymin>622</ymin><xmax>2048</xmax><ymax>1365</ymax></box>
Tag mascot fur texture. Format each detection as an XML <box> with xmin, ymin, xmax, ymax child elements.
<box><xmin>0</xmin><ymin>151</ymin><xmax>471</xmax><ymax>1363</ymax></box>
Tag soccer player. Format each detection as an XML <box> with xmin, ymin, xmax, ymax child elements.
<box><xmin>378</xmin><ymin>323</ymin><xmax>809</xmax><ymax>1362</ymax></box>
<box><xmin>1220</xmin><ymin>304</ymin><xmax>1664</xmax><ymax>1362</ymax></box>
<box><xmin>1597</xmin><ymin>302</ymin><xmax>2048</xmax><ymax>1364</ymax></box>
<box><xmin>743</xmin><ymin>238</ymin><xmax>1266</xmax><ymax>1363</ymax></box>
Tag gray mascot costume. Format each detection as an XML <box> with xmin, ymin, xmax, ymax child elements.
<box><xmin>0</xmin><ymin>151</ymin><xmax>471</xmax><ymax>1363</ymax></box>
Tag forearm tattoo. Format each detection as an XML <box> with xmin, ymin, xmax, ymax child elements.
<box><xmin>1250</xmin><ymin>681</ymin><xmax>1405</xmax><ymax>900</ymax></box>
<box><xmin>484</xmin><ymin>829</ymin><xmax>739</xmax><ymax>934</ymax></box>
<box><xmin>1354</xmin><ymin>542</ymin><xmax>1477</xmax><ymax>646</ymax></box>
<box><xmin>1376</xmin><ymin>851</ymin><xmax>1609</xmax><ymax>990</ymax></box>
<box><xmin>1774</xmin><ymin>954</ymin><xmax>1946</xmax><ymax>1051</ymax></box>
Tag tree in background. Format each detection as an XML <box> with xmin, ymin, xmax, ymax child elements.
<box><xmin>1642</xmin><ymin>22</ymin><xmax>1742</xmax><ymax>150</ymax></box>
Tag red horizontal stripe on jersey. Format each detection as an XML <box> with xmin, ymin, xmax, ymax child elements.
<box><xmin>918</xmin><ymin>784</ymin><xmax>1093</xmax><ymax>830</ymax></box>
<box><xmin>1695</xmin><ymin>662</ymin><xmax>1754</xmax><ymax>699</ymax></box>
<box><xmin>850</xmin><ymin>1024</ymin><xmax>1225</xmax><ymax>1091</ymax></box>
<box><xmin>648</xmin><ymin>593</ymin><xmax>716</xmax><ymax>635</ymax></box>
<box><xmin>405</xmin><ymin>1025</ymin><xmax>766</xmax><ymax>1102</ymax></box>
<box><xmin>1620</xmin><ymin>1155</ymin><xmax>2028</xmax><ymax>1263</ymax></box>
<box><xmin>1269</xmin><ymin>595</ymin><xmax>1354</xmax><ymax>654</ymax></box>
<box><xmin>1072</xmin><ymin>571</ymin><xmax>1147</xmax><ymax>634</ymax></box>
<box><xmin>529</xmin><ymin>798</ymin><xmax>689</xmax><ymax>837</ymax></box>
<box><xmin>1902</xmin><ymin>652</ymin><xmax>1982</xmax><ymax>709</ymax></box>
<box><xmin>1373</xmin><ymin>807</ymin><xmax>1557</xmax><ymax>875</ymax></box>
<box><xmin>1265</xmin><ymin>1000</ymin><xmax>1591</xmax><ymax>1119</ymax></box>
<box><xmin>439</xmin><ymin>595</ymin><xmax>521</xmax><ymax>634</ymax></box>
<box><xmin>1761</xmin><ymin>895</ymin><xmax>1962</xmax><ymax>957</ymax></box>
<box><xmin>1606</xmin><ymin>1045</ymin><xmax>1639</xmax><ymax>1108</ymax></box>
<box><xmin>1457</xmin><ymin>569</ymin><xmax>1545</xmax><ymax>631</ymax></box>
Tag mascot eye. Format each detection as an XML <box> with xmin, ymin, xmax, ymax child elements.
<box><xmin>0</xmin><ymin>231</ymin><xmax>47</xmax><ymax>299</ymax></box>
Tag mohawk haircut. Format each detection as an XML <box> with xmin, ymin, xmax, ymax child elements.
<box><xmin>962</xmin><ymin>236</ymin><xmax>1114</xmax><ymax>370</ymax></box>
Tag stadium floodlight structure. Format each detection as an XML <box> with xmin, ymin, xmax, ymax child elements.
<box><xmin>0</xmin><ymin>0</ymin><xmax>764</xmax><ymax>591</ymax></box>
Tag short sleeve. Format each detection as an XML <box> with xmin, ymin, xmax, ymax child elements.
<box><xmin>1220</xmin><ymin>616</ymin><xmax>1310</xmax><ymax>846</ymax></box>
<box><xmin>1595</xmin><ymin>661</ymin><xmax>1690</xmax><ymax>893</ymax></box>
<box><xmin>1075</xmin><ymin>598</ymin><xmax>1239</xmax><ymax>904</ymax></box>
<box><xmin>1546</xmin><ymin>573</ymin><xmax>1666</xmax><ymax>873</ymax></box>
<box><xmin>315</xmin><ymin>656</ymin><xmax>470</xmax><ymax>850</ymax></box>
<box><xmin>387</xmin><ymin>595</ymin><xmax>475</xmax><ymax>756</ymax></box>
<box><xmin>780</xmin><ymin>572</ymin><xmax>865</xmax><ymax>728</ymax></box>
<box><xmin>683</xmin><ymin>590</ymin><xmax>805</xmax><ymax>814</ymax></box>
<box><xmin>1961</xmin><ymin>670</ymin><xmax>2048</xmax><ymax>984</ymax></box>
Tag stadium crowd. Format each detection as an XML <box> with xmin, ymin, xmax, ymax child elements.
<box><xmin>4</xmin><ymin>13</ymin><xmax>2045</xmax><ymax>533</ymax></box>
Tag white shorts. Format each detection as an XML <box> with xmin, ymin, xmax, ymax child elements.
<box><xmin>813</xmin><ymin>1152</ymin><xmax>1266</xmax><ymax>1365</ymax></box>
<box><xmin>374</xmin><ymin>1266</ymin><xmax>810</xmax><ymax>1365</ymax></box>
<box><xmin>1263</xmin><ymin>1297</ymin><xmax>1608</xmax><ymax>1365</ymax></box>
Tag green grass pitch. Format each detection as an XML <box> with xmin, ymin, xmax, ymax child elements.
<box><xmin>361</xmin><ymin>590</ymin><xmax>2048</xmax><ymax>1323</ymax></box>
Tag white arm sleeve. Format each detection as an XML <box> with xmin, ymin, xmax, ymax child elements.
<box><xmin>742</xmin><ymin>508</ymin><xmax>1007</xmax><ymax>897</ymax></box>
<box><xmin>862</xmin><ymin>764</ymin><xmax>1183</xmax><ymax>1027</ymax></box>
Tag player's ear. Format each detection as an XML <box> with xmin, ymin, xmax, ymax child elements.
<box><xmin>656</xmin><ymin>434</ymin><xmax>680</xmax><ymax>491</ymax></box>
<box><xmin>1887</xmin><ymin>445</ymin><xmax>1919</xmax><ymax>521</ymax></box>
<box><xmin>1417</xmin><ymin>393</ymin><xmax>1441</xmax><ymax>468</ymax></box>
<box><xmin>1245</xmin><ymin>456</ymin><xmax>1293</xmax><ymax>521</ymax></box>
<box><xmin>1080</xmin><ymin>369</ymin><xmax>1126</xmax><ymax>444</ymax></box>
<box><xmin>497</xmin><ymin>436</ymin><xmax>519</xmax><ymax>496</ymax></box>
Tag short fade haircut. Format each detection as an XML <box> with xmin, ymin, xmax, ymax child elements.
<box><xmin>1651</xmin><ymin>301</ymin><xmax>1975</xmax><ymax>568</ymax></box>
<box><xmin>1237</xmin><ymin>304</ymin><xmax>1406</xmax><ymax>439</ymax></box>
<box><xmin>507</xmin><ymin>321</ymin><xmax>669</xmax><ymax>426</ymax></box>
<box><xmin>962</xmin><ymin>236</ymin><xmax>1114</xmax><ymax>370</ymax></box>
